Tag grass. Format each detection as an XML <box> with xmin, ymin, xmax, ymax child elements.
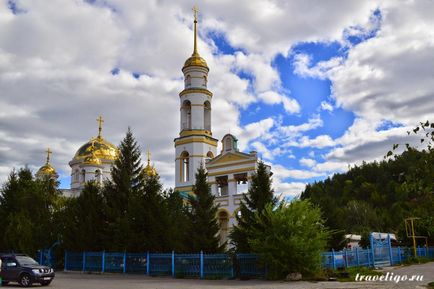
<box><xmin>402</xmin><ymin>256</ymin><xmax>431</xmax><ymax>266</ymax></box>
<box><xmin>427</xmin><ymin>281</ymin><xmax>434</xmax><ymax>289</ymax></box>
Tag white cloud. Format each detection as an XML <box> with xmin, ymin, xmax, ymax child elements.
<box><xmin>320</xmin><ymin>101</ymin><xmax>333</xmax><ymax>112</ymax></box>
<box><xmin>299</xmin><ymin>158</ymin><xmax>316</xmax><ymax>168</ymax></box>
<box><xmin>293</xmin><ymin>53</ymin><xmax>342</xmax><ymax>79</ymax></box>
<box><xmin>298</xmin><ymin>135</ymin><xmax>336</xmax><ymax>148</ymax></box>
<box><xmin>278</xmin><ymin>114</ymin><xmax>323</xmax><ymax>137</ymax></box>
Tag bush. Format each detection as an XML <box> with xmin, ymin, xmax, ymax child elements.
<box><xmin>248</xmin><ymin>200</ymin><xmax>329</xmax><ymax>279</ymax></box>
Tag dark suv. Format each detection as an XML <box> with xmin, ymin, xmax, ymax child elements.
<box><xmin>0</xmin><ymin>254</ymin><xmax>55</xmax><ymax>287</ymax></box>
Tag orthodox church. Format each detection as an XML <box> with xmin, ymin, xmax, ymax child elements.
<box><xmin>36</xmin><ymin>10</ymin><xmax>268</xmax><ymax>245</ymax></box>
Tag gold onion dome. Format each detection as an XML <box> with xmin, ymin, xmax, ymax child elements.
<box><xmin>183</xmin><ymin>6</ymin><xmax>208</xmax><ymax>70</ymax></box>
<box><xmin>73</xmin><ymin>116</ymin><xmax>119</xmax><ymax>164</ymax></box>
<box><xmin>36</xmin><ymin>148</ymin><xmax>57</xmax><ymax>178</ymax></box>
<box><xmin>143</xmin><ymin>150</ymin><xmax>157</xmax><ymax>177</ymax></box>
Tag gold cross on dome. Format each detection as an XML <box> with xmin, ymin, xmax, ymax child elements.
<box><xmin>147</xmin><ymin>149</ymin><xmax>151</xmax><ymax>165</ymax></box>
<box><xmin>96</xmin><ymin>115</ymin><xmax>104</xmax><ymax>138</ymax></box>
<box><xmin>45</xmin><ymin>148</ymin><xmax>52</xmax><ymax>163</ymax></box>
<box><xmin>192</xmin><ymin>5</ymin><xmax>199</xmax><ymax>21</ymax></box>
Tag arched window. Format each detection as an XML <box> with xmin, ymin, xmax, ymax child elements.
<box><xmin>225</xmin><ymin>137</ymin><xmax>232</xmax><ymax>151</ymax></box>
<box><xmin>74</xmin><ymin>169</ymin><xmax>79</xmax><ymax>182</ymax></box>
<box><xmin>218</xmin><ymin>210</ymin><xmax>229</xmax><ymax>245</ymax></box>
<box><xmin>81</xmin><ymin>169</ymin><xmax>86</xmax><ymax>183</ymax></box>
<box><xmin>185</xmin><ymin>75</ymin><xmax>191</xmax><ymax>87</ymax></box>
<box><xmin>203</xmin><ymin>75</ymin><xmax>207</xmax><ymax>87</ymax></box>
<box><xmin>206</xmin><ymin>151</ymin><xmax>214</xmax><ymax>159</ymax></box>
<box><xmin>95</xmin><ymin>170</ymin><xmax>102</xmax><ymax>183</ymax></box>
<box><xmin>181</xmin><ymin>100</ymin><xmax>191</xmax><ymax>130</ymax></box>
<box><xmin>204</xmin><ymin>101</ymin><xmax>211</xmax><ymax>131</ymax></box>
<box><xmin>180</xmin><ymin>151</ymin><xmax>190</xmax><ymax>182</ymax></box>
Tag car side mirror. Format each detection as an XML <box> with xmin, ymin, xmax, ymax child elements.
<box><xmin>6</xmin><ymin>262</ymin><xmax>17</xmax><ymax>267</ymax></box>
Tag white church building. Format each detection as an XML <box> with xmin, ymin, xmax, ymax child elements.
<box><xmin>36</xmin><ymin>11</ymin><xmax>268</xmax><ymax>245</ymax></box>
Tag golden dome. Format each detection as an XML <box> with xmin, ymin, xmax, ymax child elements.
<box><xmin>73</xmin><ymin>116</ymin><xmax>119</xmax><ymax>163</ymax></box>
<box><xmin>83</xmin><ymin>152</ymin><xmax>102</xmax><ymax>165</ymax></box>
<box><xmin>36</xmin><ymin>148</ymin><xmax>58</xmax><ymax>179</ymax></box>
<box><xmin>143</xmin><ymin>150</ymin><xmax>157</xmax><ymax>177</ymax></box>
<box><xmin>36</xmin><ymin>163</ymin><xmax>56</xmax><ymax>176</ymax></box>
<box><xmin>183</xmin><ymin>53</ymin><xmax>208</xmax><ymax>70</ymax></box>
<box><xmin>73</xmin><ymin>136</ymin><xmax>118</xmax><ymax>162</ymax></box>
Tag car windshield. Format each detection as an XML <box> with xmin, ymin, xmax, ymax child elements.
<box><xmin>15</xmin><ymin>256</ymin><xmax>39</xmax><ymax>266</ymax></box>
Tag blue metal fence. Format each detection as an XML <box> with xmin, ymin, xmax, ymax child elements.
<box><xmin>321</xmin><ymin>246</ymin><xmax>434</xmax><ymax>270</ymax></box>
<box><xmin>62</xmin><ymin>247</ymin><xmax>434</xmax><ymax>278</ymax></box>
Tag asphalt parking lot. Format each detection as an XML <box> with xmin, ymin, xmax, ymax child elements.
<box><xmin>2</xmin><ymin>262</ymin><xmax>433</xmax><ymax>289</ymax></box>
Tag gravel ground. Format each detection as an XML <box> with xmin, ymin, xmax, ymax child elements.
<box><xmin>2</xmin><ymin>262</ymin><xmax>433</xmax><ymax>289</ymax></box>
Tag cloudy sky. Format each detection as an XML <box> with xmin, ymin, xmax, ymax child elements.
<box><xmin>1</xmin><ymin>0</ymin><xmax>433</xmax><ymax>197</ymax></box>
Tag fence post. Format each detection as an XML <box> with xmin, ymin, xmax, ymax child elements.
<box><xmin>344</xmin><ymin>249</ymin><xmax>348</xmax><ymax>268</ymax></box>
<box><xmin>200</xmin><ymin>251</ymin><xmax>204</xmax><ymax>279</ymax></box>
<box><xmin>356</xmin><ymin>247</ymin><xmax>359</xmax><ymax>266</ymax></box>
<box><xmin>370</xmin><ymin>234</ymin><xmax>376</xmax><ymax>268</ymax></box>
<box><xmin>231</xmin><ymin>254</ymin><xmax>235</xmax><ymax>278</ymax></box>
<box><xmin>387</xmin><ymin>234</ymin><xmax>393</xmax><ymax>266</ymax></box>
<box><xmin>101</xmin><ymin>251</ymin><xmax>105</xmax><ymax>273</ymax></box>
<box><xmin>425</xmin><ymin>246</ymin><xmax>428</xmax><ymax>257</ymax></box>
<box><xmin>332</xmin><ymin>249</ymin><xmax>336</xmax><ymax>270</ymax></box>
<box><xmin>171</xmin><ymin>251</ymin><xmax>175</xmax><ymax>278</ymax></box>
<box><xmin>146</xmin><ymin>251</ymin><xmax>150</xmax><ymax>275</ymax></box>
<box><xmin>82</xmin><ymin>252</ymin><xmax>86</xmax><ymax>272</ymax></box>
<box><xmin>64</xmin><ymin>251</ymin><xmax>67</xmax><ymax>271</ymax></box>
<box><xmin>398</xmin><ymin>247</ymin><xmax>402</xmax><ymax>264</ymax></box>
<box><xmin>367</xmin><ymin>248</ymin><xmax>371</xmax><ymax>267</ymax></box>
<box><xmin>123</xmin><ymin>251</ymin><xmax>127</xmax><ymax>274</ymax></box>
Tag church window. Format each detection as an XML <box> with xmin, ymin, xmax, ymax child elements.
<box><xmin>218</xmin><ymin>210</ymin><xmax>229</xmax><ymax>245</ymax></box>
<box><xmin>180</xmin><ymin>151</ymin><xmax>190</xmax><ymax>182</ymax></box>
<box><xmin>74</xmin><ymin>169</ymin><xmax>79</xmax><ymax>182</ymax></box>
<box><xmin>81</xmin><ymin>169</ymin><xmax>86</xmax><ymax>183</ymax></box>
<box><xmin>204</xmin><ymin>101</ymin><xmax>211</xmax><ymax>131</ymax></box>
<box><xmin>203</xmin><ymin>75</ymin><xmax>207</xmax><ymax>87</ymax></box>
<box><xmin>225</xmin><ymin>137</ymin><xmax>232</xmax><ymax>151</ymax></box>
<box><xmin>185</xmin><ymin>75</ymin><xmax>191</xmax><ymax>87</ymax></box>
<box><xmin>216</xmin><ymin>175</ymin><xmax>228</xmax><ymax>196</ymax></box>
<box><xmin>181</xmin><ymin>100</ymin><xmax>191</xmax><ymax>130</ymax></box>
<box><xmin>235</xmin><ymin>173</ymin><xmax>248</xmax><ymax>194</ymax></box>
<box><xmin>95</xmin><ymin>170</ymin><xmax>102</xmax><ymax>183</ymax></box>
<box><xmin>206</xmin><ymin>151</ymin><xmax>214</xmax><ymax>159</ymax></box>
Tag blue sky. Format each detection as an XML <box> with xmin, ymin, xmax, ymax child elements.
<box><xmin>1</xmin><ymin>1</ymin><xmax>433</xmax><ymax>197</ymax></box>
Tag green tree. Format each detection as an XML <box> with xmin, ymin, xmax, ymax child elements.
<box><xmin>0</xmin><ymin>168</ymin><xmax>60</xmax><ymax>254</ymax></box>
<box><xmin>187</xmin><ymin>165</ymin><xmax>222</xmax><ymax>252</ymax></box>
<box><xmin>103</xmin><ymin>128</ymin><xmax>144</xmax><ymax>251</ymax></box>
<box><xmin>61</xmin><ymin>181</ymin><xmax>107</xmax><ymax>251</ymax></box>
<box><xmin>230</xmin><ymin>161</ymin><xmax>277</xmax><ymax>252</ymax></box>
<box><xmin>248</xmin><ymin>200</ymin><xmax>329</xmax><ymax>279</ymax></box>
<box><xmin>162</xmin><ymin>189</ymin><xmax>190</xmax><ymax>252</ymax></box>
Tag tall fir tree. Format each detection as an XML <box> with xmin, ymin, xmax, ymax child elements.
<box><xmin>187</xmin><ymin>165</ymin><xmax>222</xmax><ymax>253</ymax></box>
<box><xmin>61</xmin><ymin>181</ymin><xmax>107</xmax><ymax>251</ymax></box>
<box><xmin>103</xmin><ymin>128</ymin><xmax>144</xmax><ymax>251</ymax></box>
<box><xmin>230</xmin><ymin>161</ymin><xmax>277</xmax><ymax>252</ymax></box>
<box><xmin>163</xmin><ymin>189</ymin><xmax>190</xmax><ymax>252</ymax></box>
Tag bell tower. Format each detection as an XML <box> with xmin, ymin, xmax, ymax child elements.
<box><xmin>174</xmin><ymin>6</ymin><xmax>217</xmax><ymax>196</ymax></box>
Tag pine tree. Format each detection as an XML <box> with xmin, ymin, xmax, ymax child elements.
<box><xmin>129</xmin><ymin>171</ymin><xmax>169</xmax><ymax>252</ymax></box>
<box><xmin>103</xmin><ymin>128</ymin><xmax>144</xmax><ymax>251</ymax></box>
<box><xmin>187</xmin><ymin>165</ymin><xmax>222</xmax><ymax>253</ymax></box>
<box><xmin>230</xmin><ymin>161</ymin><xmax>277</xmax><ymax>252</ymax></box>
<box><xmin>163</xmin><ymin>189</ymin><xmax>190</xmax><ymax>252</ymax></box>
<box><xmin>61</xmin><ymin>181</ymin><xmax>106</xmax><ymax>251</ymax></box>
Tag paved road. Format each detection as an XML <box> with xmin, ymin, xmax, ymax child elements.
<box><xmin>3</xmin><ymin>262</ymin><xmax>433</xmax><ymax>288</ymax></box>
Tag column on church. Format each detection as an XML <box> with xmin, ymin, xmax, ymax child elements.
<box><xmin>228</xmin><ymin>174</ymin><xmax>237</xmax><ymax>195</ymax></box>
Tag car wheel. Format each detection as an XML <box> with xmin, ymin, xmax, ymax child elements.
<box><xmin>40</xmin><ymin>280</ymin><xmax>52</xmax><ymax>286</ymax></box>
<box><xmin>19</xmin><ymin>273</ymin><xmax>33</xmax><ymax>287</ymax></box>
